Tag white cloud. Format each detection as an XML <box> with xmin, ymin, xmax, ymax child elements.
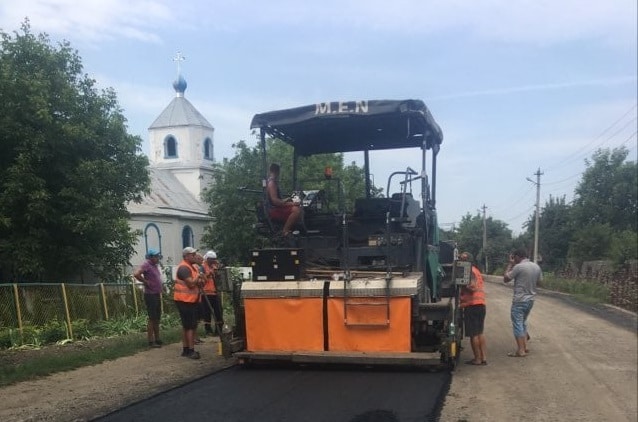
<box><xmin>429</xmin><ymin>76</ymin><xmax>638</xmax><ymax>101</ymax></box>
<box><xmin>197</xmin><ymin>0</ymin><xmax>636</xmax><ymax>46</ymax></box>
<box><xmin>2</xmin><ymin>0</ymin><xmax>635</xmax><ymax>47</ymax></box>
<box><xmin>0</xmin><ymin>0</ymin><xmax>172</xmax><ymax>43</ymax></box>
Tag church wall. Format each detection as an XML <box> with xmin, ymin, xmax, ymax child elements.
<box><xmin>128</xmin><ymin>215</ymin><xmax>209</xmax><ymax>276</ymax></box>
<box><xmin>149</xmin><ymin>126</ymin><xmax>215</xmax><ymax>166</ymax></box>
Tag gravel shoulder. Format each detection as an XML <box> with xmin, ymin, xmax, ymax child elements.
<box><xmin>439</xmin><ymin>276</ymin><xmax>638</xmax><ymax>422</ymax></box>
<box><xmin>0</xmin><ymin>336</ymin><xmax>233</xmax><ymax>422</ymax></box>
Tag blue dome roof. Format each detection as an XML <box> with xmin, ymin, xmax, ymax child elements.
<box><xmin>172</xmin><ymin>75</ymin><xmax>187</xmax><ymax>94</ymax></box>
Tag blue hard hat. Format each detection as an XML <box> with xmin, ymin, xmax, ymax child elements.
<box><xmin>146</xmin><ymin>248</ymin><xmax>160</xmax><ymax>257</ymax></box>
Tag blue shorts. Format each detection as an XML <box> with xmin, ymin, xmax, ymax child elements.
<box><xmin>510</xmin><ymin>300</ymin><xmax>534</xmax><ymax>338</ymax></box>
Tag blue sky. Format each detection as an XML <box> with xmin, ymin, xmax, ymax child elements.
<box><xmin>1</xmin><ymin>0</ymin><xmax>636</xmax><ymax>234</ymax></box>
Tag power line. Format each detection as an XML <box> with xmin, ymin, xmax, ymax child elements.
<box><xmin>489</xmin><ymin>183</ymin><xmax>535</xmax><ymax>215</ymax></box>
<box><xmin>545</xmin><ymin>103</ymin><xmax>637</xmax><ymax>172</ymax></box>
<box><xmin>544</xmin><ymin>129</ymin><xmax>637</xmax><ymax>188</ymax></box>
<box><xmin>500</xmin><ymin>204</ymin><xmax>535</xmax><ymax>228</ymax></box>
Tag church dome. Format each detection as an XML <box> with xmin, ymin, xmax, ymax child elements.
<box><xmin>173</xmin><ymin>75</ymin><xmax>187</xmax><ymax>95</ymax></box>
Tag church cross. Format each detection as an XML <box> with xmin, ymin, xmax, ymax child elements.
<box><xmin>173</xmin><ymin>51</ymin><xmax>186</xmax><ymax>74</ymax></box>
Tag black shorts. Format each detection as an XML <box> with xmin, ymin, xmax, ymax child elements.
<box><xmin>199</xmin><ymin>294</ymin><xmax>224</xmax><ymax>325</ymax></box>
<box><xmin>463</xmin><ymin>304</ymin><xmax>486</xmax><ymax>338</ymax></box>
<box><xmin>144</xmin><ymin>293</ymin><xmax>162</xmax><ymax>320</ymax></box>
<box><xmin>175</xmin><ymin>301</ymin><xmax>199</xmax><ymax>330</ymax></box>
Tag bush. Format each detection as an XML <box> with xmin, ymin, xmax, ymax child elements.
<box><xmin>0</xmin><ymin>313</ymin><xmax>181</xmax><ymax>350</ymax></box>
<box><xmin>542</xmin><ymin>274</ymin><xmax>610</xmax><ymax>304</ymax></box>
<box><xmin>0</xmin><ymin>328</ymin><xmax>20</xmax><ymax>349</ymax></box>
<box><xmin>39</xmin><ymin>320</ymin><xmax>68</xmax><ymax>344</ymax></box>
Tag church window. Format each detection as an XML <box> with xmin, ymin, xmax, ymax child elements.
<box><xmin>144</xmin><ymin>223</ymin><xmax>162</xmax><ymax>256</ymax></box>
<box><xmin>182</xmin><ymin>226</ymin><xmax>194</xmax><ymax>248</ymax></box>
<box><xmin>164</xmin><ymin>136</ymin><xmax>178</xmax><ymax>158</ymax></box>
<box><xmin>204</xmin><ymin>137</ymin><xmax>213</xmax><ymax>160</ymax></box>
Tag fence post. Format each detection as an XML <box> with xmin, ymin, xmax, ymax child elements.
<box><xmin>12</xmin><ymin>284</ymin><xmax>24</xmax><ymax>337</ymax></box>
<box><xmin>100</xmin><ymin>283</ymin><xmax>109</xmax><ymax>320</ymax></box>
<box><xmin>60</xmin><ymin>283</ymin><xmax>74</xmax><ymax>339</ymax></box>
<box><xmin>131</xmin><ymin>279</ymin><xmax>139</xmax><ymax>316</ymax></box>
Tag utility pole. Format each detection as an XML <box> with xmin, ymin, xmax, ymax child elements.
<box><xmin>526</xmin><ymin>168</ymin><xmax>543</xmax><ymax>264</ymax></box>
<box><xmin>481</xmin><ymin>204</ymin><xmax>488</xmax><ymax>273</ymax></box>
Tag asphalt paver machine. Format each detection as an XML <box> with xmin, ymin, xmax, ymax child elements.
<box><xmin>231</xmin><ymin>100</ymin><xmax>469</xmax><ymax>369</ymax></box>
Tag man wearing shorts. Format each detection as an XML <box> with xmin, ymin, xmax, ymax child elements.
<box><xmin>267</xmin><ymin>163</ymin><xmax>302</xmax><ymax>237</ymax></box>
<box><xmin>504</xmin><ymin>248</ymin><xmax>541</xmax><ymax>357</ymax></box>
<box><xmin>459</xmin><ymin>252</ymin><xmax>487</xmax><ymax>365</ymax></box>
<box><xmin>133</xmin><ymin>248</ymin><xmax>164</xmax><ymax>348</ymax></box>
<box><xmin>174</xmin><ymin>247</ymin><xmax>204</xmax><ymax>359</ymax></box>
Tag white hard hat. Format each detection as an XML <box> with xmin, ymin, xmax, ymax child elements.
<box><xmin>204</xmin><ymin>250</ymin><xmax>217</xmax><ymax>260</ymax></box>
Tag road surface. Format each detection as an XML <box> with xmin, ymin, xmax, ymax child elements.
<box><xmin>439</xmin><ymin>275</ymin><xmax>637</xmax><ymax>421</ymax></box>
<box><xmin>97</xmin><ymin>276</ymin><xmax>637</xmax><ymax>422</ymax></box>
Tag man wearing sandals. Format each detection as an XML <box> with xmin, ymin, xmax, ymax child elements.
<box><xmin>459</xmin><ymin>252</ymin><xmax>487</xmax><ymax>366</ymax></box>
<box><xmin>504</xmin><ymin>248</ymin><xmax>541</xmax><ymax>357</ymax></box>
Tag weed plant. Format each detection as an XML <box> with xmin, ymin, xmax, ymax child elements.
<box><xmin>0</xmin><ymin>312</ymin><xmax>181</xmax><ymax>350</ymax></box>
<box><xmin>541</xmin><ymin>274</ymin><xmax>611</xmax><ymax>304</ymax></box>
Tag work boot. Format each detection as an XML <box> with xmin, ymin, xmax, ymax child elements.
<box><xmin>187</xmin><ymin>350</ymin><xmax>201</xmax><ymax>360</ymax></box>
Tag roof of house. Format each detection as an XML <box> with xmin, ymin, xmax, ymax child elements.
<box><xmin>128</xmin><ymin>167</ymin><xmax>209</xmax><ymax>219</ymax></box>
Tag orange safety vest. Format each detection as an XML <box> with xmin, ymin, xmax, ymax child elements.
<box><xmin>173</xmin><ymin>260</ymin><xmax>200</xmax><ymax>303</ymax></box>
<box><xmin>202</xmin><ymin>261</ymin><xmax>217</xmax><ymax>295</ymax></box>
<box><xmin>460</xmin><ymin>265</ymin><xmax>486</xmax><ymax>308</ymax></box>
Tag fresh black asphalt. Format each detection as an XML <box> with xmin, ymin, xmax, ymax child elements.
<box><xmin>95</xmin><ymin>365</ymin><xmax>451</xmax><ymax>422</ymax></box>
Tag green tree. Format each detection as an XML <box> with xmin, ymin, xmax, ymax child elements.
<box><xmin>201</xmin><ymin>138</ymin><xmax>379</xmax><ymax>264</ymax></box>
<box><xmin>0</xmin><ymin>22</ymin><xmax>149</xmax><ymax>282</ymax></box>
<box><xmin>572</xmin><ymin>147</ymin><xmax>637</xmax><ymax>232</ymax></box>
<box><xmin>568</xmin><ymin>223</ymin><xmax>612</xmax><ymax>262</ymax></box>
<box><xmin>568</xmin><ymin>147</ymin><xmax>637</xmax><ymax>263</ymax></box>
<box><xmin>453</xmin><ymin>213</ymin><xmax>512</xmax><ymax>273</ymax></box>
<box><xmin>524</xmin><ymin>195</ymin><xmax>573</xmax><ymax>271</ymax></box>
<box><xmin>608</xmin><ymin>229</ymin><xmax>638</xmax><ymax>267</ymax></box>
<box><xmin>201</xmin><ymin>141</ymin><xmax>263</xmax><ymax>265</ymax></box>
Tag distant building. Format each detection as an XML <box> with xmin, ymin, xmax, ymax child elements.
<box><xmin>127</xmin><ymin>70</ymin><xmax>215</xmax><ymax>273</ymax></box>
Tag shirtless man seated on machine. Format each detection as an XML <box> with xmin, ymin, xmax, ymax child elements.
<box><xmin>266</xmin><ymin>163</ymin><xmax>303</xmax><ymax>237</ymax></box>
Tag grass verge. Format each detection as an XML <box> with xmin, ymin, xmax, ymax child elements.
<box><xmin>540</xmin><ymin>274</ymin><xmax>611</xmax><ymax>305</ymax></box>
<box><xmin>0</xmin><ymin>327</ymin><xmax>183</xmax><ymax>387</ymax></box>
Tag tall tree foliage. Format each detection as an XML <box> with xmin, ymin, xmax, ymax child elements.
<box><xmin>453</xmin><ymin>213</ymin><xmax>512</xmax><ymax>272</ymax></box>
<box><xmin>568</xmin><ymin>147</ymin><xmax>637</xmax><ymax>264</ymax></box>
<box><xmin>201</xmin><ymin>138</ymin><xmax>377</xmax><ymax>264</ymax></box>
<box><xmin>0</xmin><ymin>22</ymin><xmax>149</xmax><ymax>282</ymax></box>
<box><xmin>572</xmin><ymin>147</ymin><xmax>637</xmax><ymax>232</ymax></box>
<box><xmin>201</xmin><ymin>141</ymin><xmax>263</xmax><ymax>265</ymax></box>
<box><xmin>523</xmin><ymin>195</ymin><xmax>573</xmax><ymax>271</ymax></box>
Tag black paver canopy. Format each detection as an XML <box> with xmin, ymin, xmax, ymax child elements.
<box><xmin>250</xmin><ymin>99</ymin><xmax>443</xmax><ymax>156</ymax></box>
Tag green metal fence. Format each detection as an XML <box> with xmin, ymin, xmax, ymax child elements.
<box><xmin>0</xmin><ymin>282</ymin><xmax>174</xmax><ymax>340</ymax></box>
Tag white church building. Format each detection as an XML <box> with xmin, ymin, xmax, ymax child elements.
<box><xmin>127</xmin><ymin>70</ymin><xmax>215</xmax><ymax>270</ymax></box>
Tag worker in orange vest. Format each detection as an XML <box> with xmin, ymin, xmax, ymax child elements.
<box><xmin>201</xmin><ymin>250</ymin><xmax>225</xmax><ymax>336</ymax></box>
<box><xmin>174</xmin><ymin>247</ymin><xmax>204</xmax><ymax>359</ymax></box>
<box><xmin>459</xmin><ymin>251</ymin><xmax>487</xmax><ymax>365</ymax></box>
